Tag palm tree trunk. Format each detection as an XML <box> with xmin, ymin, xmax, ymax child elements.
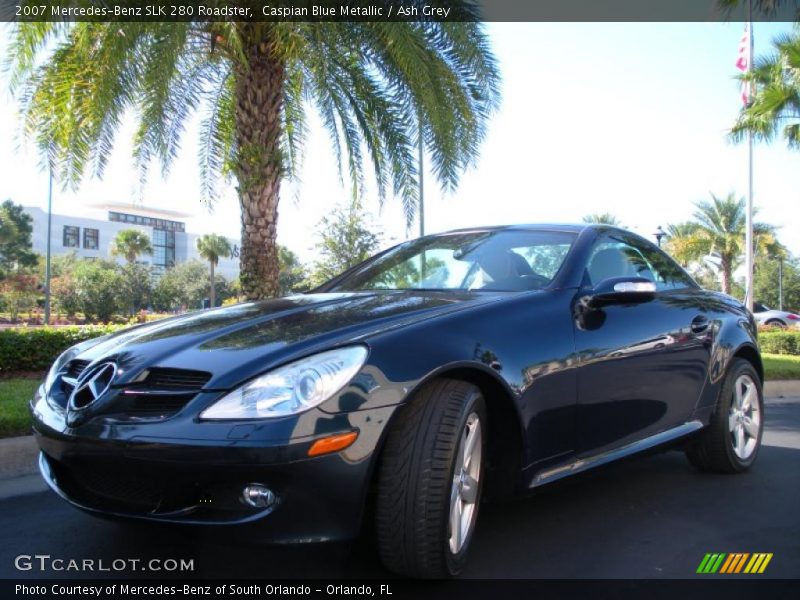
<box><xmin>234</xmin><ymin>36</ymin><xmax>284</xmax><ymax>300</ymax></box>
<box><xmin>209</xmin><ymin>260</ymin><xmax>216</xmax><ymax>309</ymax></box>
<box><xmin>721</xmin><ymin>260</ymin><xmax>732</xmax><ymax>295</ymax></box>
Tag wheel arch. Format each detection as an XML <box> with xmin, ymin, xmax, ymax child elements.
<box><xmin>370</xmin><ymin>361</ymin><xmax>524</xmax><ymax>503</ymax></box>
<box><xmin>437</xmin><ymin>365</ymin><xmax>524</xmax><ymax>500</ymax></box>
<box><xmin>733</xmin><ymin>343</ymin><xmax>764</xmax><ymax>384</ymax></box>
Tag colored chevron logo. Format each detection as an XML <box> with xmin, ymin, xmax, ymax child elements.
<box><xmin>696</xmin><ymin>553</ymin><xmax>773</xmax><ymax>574</ymax></box>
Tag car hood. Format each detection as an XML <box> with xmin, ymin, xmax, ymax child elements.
<box><xmin>74</xmin><ymin>291</ymin><xmax>501</xmax><ymax>389</ymax></box>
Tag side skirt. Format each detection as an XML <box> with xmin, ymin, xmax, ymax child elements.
<box><xmin>529</xmin><ymin>420</ymin><xmax>704</xmax><ymax>488</ymax></box>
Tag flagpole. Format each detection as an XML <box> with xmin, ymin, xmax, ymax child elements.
<box><xmin>745</xmin><ymin>0</ymin><xmax>754</xmax><ymax>312</ymax></box>
<box><xmin>418</xmin><ymin>109</ymin><xmax>425</xmax><ymax>238</ymax></box>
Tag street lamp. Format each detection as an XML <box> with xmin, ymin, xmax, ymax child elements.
<box><xmin>653</xmin><ymin>225</ymin><xmax>666</xmax><ymax>248</ymax></box>
<box><xmin>44</xmin><ymin>163</ymin><xmax>53</xmax><ymax>326</ymax></box>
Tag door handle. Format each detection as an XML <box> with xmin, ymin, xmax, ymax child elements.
<box><xmin>691</xmin><ymin>315</ymin><xmax>709</xmax><ymax>333</ymax></box>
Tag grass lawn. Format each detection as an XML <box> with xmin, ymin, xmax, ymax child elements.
<box><xmin>763</xmin><ymin>353</ymin><xmax>800</xmax><ymax>381</ymax></box>
<box><xmin>0</xmin><ymin>378</ymin><xmax>39</xmax><ymax>438</ymax></box>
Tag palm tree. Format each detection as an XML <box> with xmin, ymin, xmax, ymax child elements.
<box><xmin>196</xmin><ymin>233</ymin><xmax>232</xmax><ymax>309</ymax></box>
<box><xmin>664</xmin><ymin>222</ymin><xmax>701</xmax><ymax>267</ymax></box>
<box><xmin>731</xmin><ymin>30</ymin><xmax>800</xmax><ymax>149</ymax></box>
<box><xmin>582</xmin><ymin>213</ymin><xmax>621</xmax><ymax>226</ymax></box>
<box><xmin>665</xmin><ymin>193</ymin><xmax>783</xmax><ymax>294</ymax></box>
<box><xmin>110</xmin><ymin>229</ymin><xmax>153</xmax><ymax>264</ymax></box>
<box><xmin>9</xmin><ymin>16</ymin><xmax>500</xmax><ymax>299</ymax></box>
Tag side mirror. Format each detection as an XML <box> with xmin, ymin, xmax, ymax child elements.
<box><xmin>584</xmin><ymin>277</ymin><xmax>656</xmax><ymax>309</ymax></box>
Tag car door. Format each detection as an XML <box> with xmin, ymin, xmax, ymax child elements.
<box><xmin>572</xmin><ymin>232</ymin><xmax>712</xmax><ymax>456</ymax></box>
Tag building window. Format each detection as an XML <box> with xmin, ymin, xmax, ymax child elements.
<box><xmin>83</xmin><ymin>228</ymin><xmax>99</xmax><ymax>250</ymax></box>
<box><xmin>152</xmin><ymin>229</ymin><xmax>175</xmax><ymax>271</ymax></box>
<box><xmin>63</xmin><ymin>226</ymin><xmax>79</xmax><ymax>248</ymax></box>
<box><xmin>109</xmin><ymin>211</ymin><xmax>186</xmax><ymax>233</ymax></box>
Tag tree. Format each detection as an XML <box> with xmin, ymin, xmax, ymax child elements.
<box><xmin>119</xmin><ymin>263</ymin><xmax>153</xmax><ymax>316</ymax></box>
<box><xmin>71</xmin><ymin>259</ymin><xmax>124</xmax><ymax>322</ymax></box>
<box><xmin>308</xmin><ymin>200</ymin><xmax>382</xmax><ymax>287</ymax></box>
<box><xmin>0</xmin><ymin>200</ymin><xmax>38</xmax><ymax>275</ymax></box>
<box><xmin>278</xmin><ymin>246</ymin><xmax>308</xmax><ymax>296</ymax></box>
<box><xmin>9</xmin><ymin>17</ymin><xmax>499</xmax><ymax>299</ymax></box>
<box><xmin>582</xmin><ymin>213</ymin><xmax>621</xmax><ymax>226</ymax></box>
<box><xmin>196</xmin><ymin>233</ymin><xmax>232</xmax><ymax>308</ymax></box>
<box><xmin>0</xmin><ymin>274</ymin><xmax>39</xmax><ymax>322</ymax></box>
<box><xmin>754</xmin><ymin>256</ymin><xmax>800</xmax><ymax>313</ymax></box>
<box><xmin>50</xmin><ymin>274</ymin><xmax>79</xmax><ymax>320</ymax></box>
<box><xmin>110</xmin><ymin>229</ymin><xmax>153</xmax><ymax>264</ymax></box>
<box><xmin>731</xmin><ymin>29</ymin><xmax>800</xmax><ymax>149</ymax></box>
<box><xmin>665</xmin><ymin>193</ymin><xmax>783</xmax><ymax>295</ymax></box>
<box><xmin>152</xmin><ymin>260</ymin><xmax>209</xmax><ymax>312</ymax></box>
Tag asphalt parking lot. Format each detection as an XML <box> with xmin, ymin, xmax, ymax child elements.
<box><xmin>1</xmin><ymin>397</ymin><xmax>798</xmax><ymax>580</ymax></box>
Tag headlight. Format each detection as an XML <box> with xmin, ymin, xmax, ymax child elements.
<box><xmin>200</xmin><ymin>346</ymin><xmax>368</xmax><ymax>420</ymax></box>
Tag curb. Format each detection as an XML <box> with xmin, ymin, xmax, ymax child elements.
<box><xmin>764</xmin><ymin>380</ymin><xmax>800</xmax><ymax>398</ymax></box>
<box><xmin>0</xmin><ymin>435</ymin><xmax>38</xmax><ymax>480</ymax></box>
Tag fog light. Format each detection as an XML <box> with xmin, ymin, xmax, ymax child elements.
<box><xmin>241</xmin><ymin>484</ymin><xmax>276</xmax><ymax>508</ymax></box>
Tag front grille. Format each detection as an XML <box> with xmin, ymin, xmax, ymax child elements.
<box><xmin>50</xmin><ymin>458</ymin><xmax>197</xmax><ymax>513</ymax></box>
<box><xmin>126</xmin><ymin>392</ymin><xmax>197</xmax><ymax>416</ymax></box>
<box><xmin>141</xmin><ymin>368</ymin><xmax>212</xmax><ymax>389</ymax></box>
<box><xmin>58</xmin><ymin>359</ymin><xmax>91</xmax><ymax>401</ymax></box>
<box><xmin>68</xmin><ymin>464</ymin><xmax>164</xmax><ymax>510</ymax></box>
<box><xmin>52</xmin><ymin>364</ymin><xmax>212</xmax><ymax>421</ymax></box>
<box><xmin>64</xmin><ymin>359</ymin><xmax>90</xmax><ymax>379</ymax></box>
<box><xmin>110</xmin><ymin>367</ymin><xmax>212</xmax><ymax>419</ymax></box>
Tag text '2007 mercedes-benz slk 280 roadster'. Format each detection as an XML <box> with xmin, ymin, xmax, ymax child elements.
<box><xmin>31</xmin><ymin>224</ymin><xmax>764</xmax><ymax>578</ymax></box>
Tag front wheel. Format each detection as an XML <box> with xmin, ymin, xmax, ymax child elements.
<box><xmin>375</xmin><ymin>378</ymin><xmax>486</xmax><ymax>578</ymax></box>
<box><xmin>686</xmin><ymin>359</ymin><xmax>764</xmax><ymax>473</ymax></box>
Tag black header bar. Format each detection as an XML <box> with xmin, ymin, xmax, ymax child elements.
<box><xmin>2</xmin><ymin>0</ymin><xmax>799</xmax><ymax>23</ymax></box>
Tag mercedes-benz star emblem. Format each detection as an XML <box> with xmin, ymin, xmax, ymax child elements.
<box><xmin>66</xmin><ymin>362</ymin><xmax>117</xmax><ymax>426</ymax></box>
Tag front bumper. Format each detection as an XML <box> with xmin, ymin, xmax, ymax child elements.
<box><xmin>31</xmin><ymin>385</ymin><xmax>397</xmax><ymax>543</ymax></box>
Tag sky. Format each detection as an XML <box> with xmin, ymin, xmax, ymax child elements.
<box><xmin>0</xmin><ymin>21</ymin><xmax>798</xmax><ymax>263</ymax></box>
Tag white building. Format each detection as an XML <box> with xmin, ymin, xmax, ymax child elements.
<box><xmin>23</xmin><ymin>203</ymin><xmax>240</xmax><ymax>279</ymax></box>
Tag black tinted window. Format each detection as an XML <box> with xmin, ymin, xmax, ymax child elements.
<box><xmin>331</xmin><ymin>230</ymin><xmax>577</xmax><ymax>292</ymax></box>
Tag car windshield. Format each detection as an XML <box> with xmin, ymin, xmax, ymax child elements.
<box><xmin>329</xmin><ymin>230</ymin><xmax>577</xmax><ymax>292</ymax></box>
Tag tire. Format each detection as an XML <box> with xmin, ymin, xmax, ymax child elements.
<box><xmin>685</xmin><ymin>359</ymin><xmax>764</xmax><ymax>473</ymax></box>
<box><xmin>375</xmin><ymin>378</ymin><xmax>486</xmax><ymax>578</ymax></box>
<box><xmin>765</xmin><ymin>319</ymin><xmax>787</xmax><ymax>329</ymax></box>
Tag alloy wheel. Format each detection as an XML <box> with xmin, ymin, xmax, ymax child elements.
<box><xmin>729</xmin><ymin>374</ymin><xmax>761</xmax><ymax>460</ymax></box>
<box><xmin>449</xmin><ymin>412</ymin><xmax>482</xmax><ymax>554</ymax></box>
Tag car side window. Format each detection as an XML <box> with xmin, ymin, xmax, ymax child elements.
<box><xmin>634</xmin><ymin>239</ymin><xmax>697</xmax><ymax>291</ymax></box>
<box><xmin>586</xmin><ymin>235</ymin><xmax>695</xmax><ymax>291</ymax></box>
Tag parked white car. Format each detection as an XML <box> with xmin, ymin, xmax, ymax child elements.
<box><xmin>753</xmin><ymin>302</ymin><xmax>800</xmax><ymax>329</ymax></box>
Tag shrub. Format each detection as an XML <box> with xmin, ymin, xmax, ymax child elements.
<box><xmin>0</xmin><ymin>274</ymin><xmax>39</xmax><ymax>322</ymax></box>
<box><xmin>152</xmin><ymin>260</ymin><xmax>209</xmax><ymax>312</ymax></box>
<box><xmin>0</xmin><ymin>325</ymin><xmax>124</xmax><ymax>373</ymax></box>
<box><xmin>759</xmin><ymin>330</ymin><xmax>800</xmax><ymax>356</ymax></box>
<box><xmin>71</xmin><ymin>260</ymin><xmax>124</xmax><ymax>321</ymax></box>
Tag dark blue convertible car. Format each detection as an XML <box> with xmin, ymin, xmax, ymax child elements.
<box><xmin>31</xmin><ymin>224</ymin><xmax>763</xmax><ymax>578</ymax></box>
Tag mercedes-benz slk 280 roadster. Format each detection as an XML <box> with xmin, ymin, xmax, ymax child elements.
<box><xmin>31</xmin><ymin>224</ymin><xmax>764</xmax><ymax>578</ymax></box>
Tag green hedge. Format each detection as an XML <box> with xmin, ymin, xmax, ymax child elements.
<box><xmin>0</xmin><ymin>325</ymin><xmax>124</xmax><ymax>373</ymax></box>
<box><xmin>759</xmin><ymin>330</ymin><xmax>800</xmax><ymax>356</ymax></box>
